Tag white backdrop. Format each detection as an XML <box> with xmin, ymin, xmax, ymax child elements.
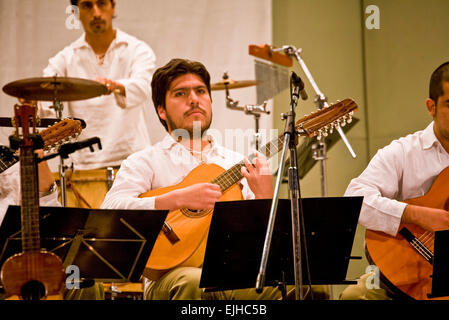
<box><xmin>0</xmin><ymin>0</ymin><xmax>273</xmax><ymax>169</ymax></box>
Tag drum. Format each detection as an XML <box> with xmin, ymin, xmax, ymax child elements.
<box><xmin>53</xmin><ymin>167</ymin><xmax>119</xmax><ymax>209</ymax></box>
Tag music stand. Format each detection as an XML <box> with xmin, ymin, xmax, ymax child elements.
<box><xmin>429</xmin><ymin>230</ymin><xmax>449</xmax><ymax>298</ymax></box>
<box><xmin>0</xmin><ymin>205</ymin><xmax>167</xmax><ymax>283</ymax></box>
<box><xmin>199</xmin><ymin>197</ymin><xmax>362</xmax><ymax>292</ymax></box>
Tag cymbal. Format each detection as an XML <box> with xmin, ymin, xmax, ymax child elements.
<box><xmin>2</xmin><ymin>76</ymin><xmax>108</xmax><ymax>101</ymax></box>
<box><xmin>211</xmin><ymin>79</ymin><xmax>260</xmax><ymax>91</ymax></box>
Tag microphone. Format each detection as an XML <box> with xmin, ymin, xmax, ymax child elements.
<box><xmin>291</xmin><ymin>72</ymin><xmax>308</xmax><ymax>101</ymax></box>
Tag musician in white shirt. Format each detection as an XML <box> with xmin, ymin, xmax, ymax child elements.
<box><xmin>340</xmin><ymin>61</ymin><xmax>449</xmax><ymax>300</ymax></box>
<box><xmin>101</xmin><ymin>58</ymin><xmax>285</xmax><ymax>300</ymax></box>
<box><xmin>39</xmin><ymin>0</ymin><xmax>156</xmax><ymax>209</ymax></box>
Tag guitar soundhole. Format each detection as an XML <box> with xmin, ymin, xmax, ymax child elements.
<box><xmin>21</xmin><ymin>280</ymin><xmax>46</xmax><ymax>300</ymax></box>
<box><xmin>181</xmin><ymin>208</ymin><xmax>212</xmax><ymax>218</ymax></box>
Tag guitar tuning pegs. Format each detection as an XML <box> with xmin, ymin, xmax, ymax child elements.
<box><xmin>347</xmin><ymin>115</ymin><xmax>353</xmax><ymax>124</ymax></box>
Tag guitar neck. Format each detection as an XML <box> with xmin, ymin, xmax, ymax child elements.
<box><xmin>211</xmin><ymin>135</ymin><xmax>284</xmax><ymax>192</ymax></box>
<box><xmin>19</xmin><ymin>148</ymin><xmax>41</xmax><ymax>253</ymax></box>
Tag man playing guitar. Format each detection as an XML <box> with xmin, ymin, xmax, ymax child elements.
<box><xmin>101</xmin><ymin>58</ymin><xmax>283</xmax><ymax>300</ymax></box>
<box><xmin>340</xmin><ymin>62</ymin><xmax>449</xmax><ymax>300</ymax></box>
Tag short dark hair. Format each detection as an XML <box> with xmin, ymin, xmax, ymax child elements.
<box><xmin>70</xmin><ymin>0</ymin><xmax>115</xmax><ymax>7</ymax></box>
<box><xmin>429</xmin><ymin>61</ymin><xmax>449</xmax><ymax>103</ymax></box>
<box><xmin>151</xmin><ymin>58</ymin><xmax>211</xmax><ymax>132</ymax></box>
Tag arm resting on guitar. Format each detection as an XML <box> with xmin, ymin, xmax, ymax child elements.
<box><xmin>402</xmin><ymin>204</ymin><xmax>449</xmax><ymax>232</ymax></box>
<box><xmin>154</xmin><ymin>183</ymin><xmax>222</xmax><ymax>211</ymax></box>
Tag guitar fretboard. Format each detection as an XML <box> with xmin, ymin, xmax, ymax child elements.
<box><xmin>20</xmin><ymin>148</ymin><xmax>41</xmax><ymax>253</ymax></box>
<box><xmin>211</xmin><ymin>135</ymin><xmax>284</xmax><ymax>192</ymax></box>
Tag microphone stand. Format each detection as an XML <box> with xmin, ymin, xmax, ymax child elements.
<box><xmin>255</xmin><ymin>72</ymin><xmax>309</xmax><ymax>300</ymax></box>
<box><xmin>274</xmin><ymin>45</ymin><xmax>357</xmax><ymax>299</ymax></box>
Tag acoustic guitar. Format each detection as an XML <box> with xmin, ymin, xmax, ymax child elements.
<box><xmin>0</xmin><ymin>117</ymin><xmax>82</xmax><ymax>174</ymax></box>
<box><xmin>365</xmin><ymin>166</ymin><xmax>449</xmax><ymax>300</ymax></box>
<box><xmin>140</xmin><ymin>98</ymin><xmax>358</xmax><ymax>280</ymax></box>
<box><xmin>0</xmin><ymin>104</ymin><xmax>66</xmax><ymax>300</ymax></box>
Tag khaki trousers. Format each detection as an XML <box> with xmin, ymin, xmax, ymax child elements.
<box><xmin>141</xmin><ymin>267</ymin><xmax>335</xmax><ymax>300</ymax></box>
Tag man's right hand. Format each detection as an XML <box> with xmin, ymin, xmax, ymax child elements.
<box><xmin>402</xmin><ymin>204</ymin><xmax>449</xmax><ymax>232</ymax></box>
<box><xmin>155</xmin><ymin>183</ymin><xmax>222</xmax><ymax>211</ymax></box>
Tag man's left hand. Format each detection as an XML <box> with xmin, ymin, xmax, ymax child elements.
<box><xmin>241</xmin><ymin>151</ymin><xmax>273</xmax><ymax>199</ymax></box>
<box><xmin>96</xmin><ymin>77</ymin><xmax>125</xmax><ymax>96</ymax></box>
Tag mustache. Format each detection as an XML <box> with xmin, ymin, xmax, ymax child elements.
<box><xmin>185</xmin><ymin>106</ymin><xmax>207</xmax><ymax>117</ymax></box>
<box><xmin>90</xmin><ymin>18</ymin><xmax>105</xmax><ymax>25</ymax></box>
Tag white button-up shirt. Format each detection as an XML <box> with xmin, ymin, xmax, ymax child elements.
<box><xmin>345</xmin><ymin>121</ymin><xmax>449</xmax><ymax>236</ymax></box>
<box><xmin>39</xmin><ymin>29</ymin><xmax>156</xmax><ymax>170</ymax></box>
<box><xmin>101</xmin><ymin>134</ymin><xmax>255</xmax><ymax>210</ymax></box>
<box><xmin>0</xmin><ymin>164</ymin><xmax>59</xmax><ymax>225</ymax></box>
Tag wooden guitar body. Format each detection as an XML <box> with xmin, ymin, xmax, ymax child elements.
<box><xmin>0</xmin><ymin>104</ymin><xmax>66</xmax><ymax>300</ymax></box>
<box><xmin>365</xmin><ymin>166</ymin><xmax>449</xmax><ymax>300</ymax></box>
<box><xmin>1</xmin><ymin>251</ymin><xmax>65</xmax><ymax>300</ymax></box>
<box><xmin>140</xmin><ymin>163</ymin><xmax>243</xmax><ymax>280</ymax></box>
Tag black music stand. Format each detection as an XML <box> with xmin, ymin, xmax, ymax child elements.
<box><xmin>429</xmin><ymin>230</ymin><xmax>449</xmax><ymax>298</ymax></box>
<box><xmin>199</xmin><ymin>197</ymin><xmax>362</xmax><ymax>292</ymax></box>
<box><xmin>0</xmin><ymin>205</ymin><xmax>167</xmax><ymax>284</ymax></box>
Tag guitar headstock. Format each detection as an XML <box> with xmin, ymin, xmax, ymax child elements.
<box><xmin>12</xmin><ymin>104</ymin><xmax>39</xmax><ymax>148</ymax></box>
<box><xmin>40</xmin><ymin>118</ymin><xmax>83</xmax><ymax>151</ymax></box>
<box><xmin>296</xmin><ymin>98</ymin><xmax>358</xmax><ymax>138</ymax></box>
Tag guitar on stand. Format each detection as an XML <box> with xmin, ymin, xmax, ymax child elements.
<box><xmin>0</xmin><ymin>104</ymin><xmax>65</xmax><ymax>300</ymax></box>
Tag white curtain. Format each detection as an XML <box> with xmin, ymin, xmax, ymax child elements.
<box><xmin>0</xmin><ymin>0</ymin><xmax>273</xmax><ymax>167</ymax></box>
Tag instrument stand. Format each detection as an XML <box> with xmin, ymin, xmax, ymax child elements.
<box><xmin>222</xmin><ymin>72</ymin><xmax>270</xmax><ymax>151</ymax></box>
<box><xmin>49</xmin><ymin>83</ymin><xmax>70</xmax><ymax>207</ymax></box>
<box><xmin>255</xmin><ymin>72</ymin><xmax>310</xmax><ymax>300</ymax></box>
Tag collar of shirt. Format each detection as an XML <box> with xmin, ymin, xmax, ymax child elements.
<box><xmin>71</xmin><ymin>28</ymin><xmax>128</xmax><ymax>51</ymax></box>
<box><xmin>159</xmin><ymin>132</ymin><xmax>227</xmax><ymax>159</ymax></box>
<box><xmin>421</xmin><ymin>121</ymin><xmax>441</xmax><ymax>150</ymax></box>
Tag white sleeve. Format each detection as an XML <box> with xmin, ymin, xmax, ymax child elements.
<box><xmin>115</xmin><ymin>42</ymin><xmax>156</xmax><ymax>109</ymax></box>
<box><xmin>345</xmin><ymin>142</ymin><xmax>407</xmax><ymax>236</ymax></box>
<box><xmin>100</xmin><ymin>153</ymin><xmax>156</xmax><ymax>210</ymax></box>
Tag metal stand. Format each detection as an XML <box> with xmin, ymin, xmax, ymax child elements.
<box><xmin>272</xmin><ymin>46</ymin><xmax>357</xmax><ymax>299</ymax></box>
<box><xmin>222</xmin><ymin>72</ymin><xmax>270</xmax><ymax>150</ymax></box>
<box><xmin>49</xmin><ymin>77</ymin><xmax>69</xmax><ymax>207</ymax></box>
<box><xmin>255</xmin><ymin>72</ymin><xmax>310</xmax><ymax>300</ymax></box>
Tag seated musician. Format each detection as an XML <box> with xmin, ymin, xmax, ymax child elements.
<box><xmin>340</xmin><ymin>62</ymin><xmax>449</xmax><ymax>300</ymax></box>
<box><xmin>101</xmin><ymin>58</ymin><xmax>287</xmax><ymax>300</ymax></box>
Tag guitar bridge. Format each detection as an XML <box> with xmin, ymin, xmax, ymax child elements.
<box><xmin>162</xmin><ymin>222</ymin><xmax>180</xmax><ymax>244</ymax></box>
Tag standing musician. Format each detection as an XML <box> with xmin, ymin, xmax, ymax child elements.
<box><xmin>38</xmin><ymin>0</ymin><xmax>156</xmax><ymax>208</ymax></box>
<box><xmin>101</xmin><ymin>58</ymin><xmax>287</xmax><ymax>300</ymax></box>
<box><xmin>340</xmin><ymin>61</ymin><xmax>449</xmax><ymax>300</ymax></box>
